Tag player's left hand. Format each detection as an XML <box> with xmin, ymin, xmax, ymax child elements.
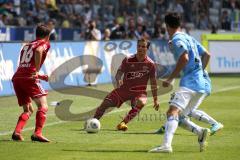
<box><xmin>32</xmin><ymin>72</ymin><xmax>48</xmax><ymax>82</ymax></box>
<box><xmin>153</xmin><ymin>100</ymin><xmax>160</xmax><ymax>111</ymax></box>
<box><xmin>162</xmin><ymin>78</ymin><xmax>173</xmax><ymax>88</ymax></box>
<box><xmin>116</xmin><ymin>80</ymin><xmax>123</xmax><ymax>88</ymax></box>
<box><xmin>38</xmin><ymin>74</ymin><xmax>49</xmax><ymax>82</ymax></box>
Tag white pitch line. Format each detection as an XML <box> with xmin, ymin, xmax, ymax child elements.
<box><xmin>1</xmin><ymin>85</ymin><xmax>239</xmax><ymax>136</ymax></box>
<box><xmin>214</xmin><ymin>85</ymin><xmax>240</xmax><ymax>93</ymax></box>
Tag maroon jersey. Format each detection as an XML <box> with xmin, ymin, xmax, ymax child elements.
<box><xmin>119</xmin><ymin>55</ymin><xmax>156</xmax><ymax>93</ymax></box>
<box><xmin>12</xmin><ymin>39</ymin><xmax>50</xmax><ymax>79</ymax></box>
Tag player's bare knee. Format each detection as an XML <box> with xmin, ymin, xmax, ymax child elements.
<box><xmin>23</xmin><ymin>107</ymin><xmax>29</xmax><ymax>113</ymax></box>
<box><xmin>29</xmin><ymin>107</ymin><xmax>34</xmax><ymax>114</ymax></box>
<box><xmin>27</xmin><ymin>103</ymin><xmax>34</xmax><ymax>114</ymax></box>
<box><xmin>36</xmin><ymin>102</ymin><xmax>48</xmax><ymax>112</ymax></box>
<box><xmin>33</xmin><ymin>96</ymin><xmax>48</xmax><ymax>108</ymax></box>
<box><xmin>37</xmin><ymin>106</ymin><xmax>48</xmax><ymax>113</ymax></box>
<box><xmin>34</xmin><ymin>100</ymin><xmax>47</xmax><ymax>108</ymax></box>
<box><xmin>23</xmin><ymin>104</ymin><xmax>31</xmax><ymax>113</ymax></box>
<box><xmin>28</xmin><ymin>107</ymin><xmax>34</xmax><ymax>115</ymax></box>
<box><xmin>136</xmin><ymin>99</ymin><xmax>145</xmax><ymax>106</ymax></box>
<box><xmin>22</xmin><ymin>106</ymin><xmax>32</xmax><ymax>118</ymax></box>
<box><xmin>167</xmin><ymin>106</ymin><xmax>180</xmax><ymax>117</ymax></box>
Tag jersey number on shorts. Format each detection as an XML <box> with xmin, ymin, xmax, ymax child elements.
<box><xmin>20</xmin><ymin>45</ymin><xmax>33</xmax><ymax>63</ymax></box>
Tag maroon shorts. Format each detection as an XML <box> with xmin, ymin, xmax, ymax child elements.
<box><xmin>12</xmin><ymin>78</ymin><xmax>47</xmax><ymax>106</ymax></box>
<box><xmin>105</xmin><ymin>88</ymin><xmax>147</xmax><ymax>107</ymax></box>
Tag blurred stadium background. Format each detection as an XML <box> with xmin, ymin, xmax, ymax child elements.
<box><xmin>0</xmin><ymin>0</ymin><xmax>240</xmax><ymax>96</ymax></box>
<box><xmin>0</xmin><ymin>0</ymin><xmax>240</xmax><ymax>41</ymax></box>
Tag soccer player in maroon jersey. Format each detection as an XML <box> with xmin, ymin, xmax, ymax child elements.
<box><xmin>94</xmin><ymin>38</ymin><xmax>160</xmax><ymax>131</ymax></box>
<box><xmin>11</xmin><ymin>24</ymin><xmax>51</xmax><ymax>142</ymax></box>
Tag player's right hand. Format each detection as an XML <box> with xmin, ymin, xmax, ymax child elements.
<box><xmin>31</xmin><ymin>72</ymin><xmax>39</xmax><ymax>80</ymax></box>
<box><xmin>162</xmin><ymin>78</ymin><xmax>173</xmax><ymax>88</ymax></box>
<box><xmin>38</xmin><ymin>74</ymin><xmax>49</xmax><ymax>82</ymax></box>
<box><xmin>117</xmin><ymin>80</ymin><xmax>123</xmax><ymax>88</ymax></box>
<box><xmin>32</xmin><ymin>72</ymin><xmax>48</xmax><ymax>82</ymax></box>
<box><xmin>162</xmin><ymin>80</ymin><xmax>170</xmax><ymax>87</ymax></box>
<box><xmin>153</xmin><ymin>100</ymin><xmax>160</xmax><ymax>111</ymax></box>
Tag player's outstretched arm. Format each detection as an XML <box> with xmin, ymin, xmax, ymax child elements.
<box><xmin>115</xmin><ymin>69</ymin><xmax>124</xmax><ymax>88</ymax></box>
<box><xmin>163</xmin><ymin>52</ymin><xmax>189</xmax><ymax>87</ymax></box>
<box><xmin>32</xmin><ymin>46</ymin><xmax>48</xmax><ymax>82</ymax></box>
<box><xmin>115</xmin><ymin>57</ymin><xmax>126</xmax><ymax>88</ymax></box>
<box><xmin>35</xmin><ymin>46</ymin><xmax>44</xmax><ymax>72</ymax></box>
<box><xmin>201</xmin><ymin>51</ymin><xmax>210</xmax><ymax>70</ymax></box>
<box><xmin>150</xmin><ymin>77</ymin><xmax>159</xmax><ymax>111</ymax></box>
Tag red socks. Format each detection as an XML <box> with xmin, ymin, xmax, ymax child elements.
<box><xmin>123</xmin><ymin>105</ymin><xmax>143</xmax><ymax>124</ymax></box>
<box><xmin>34</xmin><ymin>107</ymin><xmax>48</xmax><ymax>136</ymax></box>
<box><xmin>14</xmin><ymin>112</ymin><xmax>30</xmax><ymax>134</ymax></box>
<box><xmin>14</xmin><ymin>107</ymin><xmax>48</xmax><ymax>136</ymax></box>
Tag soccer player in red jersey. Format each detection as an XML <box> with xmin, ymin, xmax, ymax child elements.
<box><xmin>11</xmin><ymin>24</ymin><xmax>51</xmax><ymax>142</ymax></box>
<box><xmin>94</xmin><ymin>38</ymin><xmax>160</xmax><ymax>131</ymax></box>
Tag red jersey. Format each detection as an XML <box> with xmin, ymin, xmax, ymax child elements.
<box><xmin>119</xmin><ymin>55</ymin><xmax>156</xmax><ymax>93</ymax></box>
<box><xmin>12</xmin><ymin>39</ymin><xmax>50</xmax><ymax>79</ymax></box>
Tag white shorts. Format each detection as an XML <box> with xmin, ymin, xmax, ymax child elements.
<box><xmin>169</xmin><ymin>87</ymin><xmax>207</xmax><ymax>116</ymax></box>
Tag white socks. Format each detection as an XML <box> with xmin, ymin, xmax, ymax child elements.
<box><xmin>179</xmin><ymin>116</ymin><xmax>202</xmax><ymax>135</ymax></box>
<box><xmin>190</xmin><ymin>110</ymin><xmax>218</xmax><ymax>125</ymax></box>
<box><xmin>162</xmin><ymin>110</ymin><xmax>215</xmax><ymax>147</ymax></box>
<box><xmin>163</xmin><ymin>115</ymin><xmax>179</xmax><ymax>147</ymax></box>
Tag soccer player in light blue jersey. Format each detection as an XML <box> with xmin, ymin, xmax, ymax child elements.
<box><xmin>149</xmin><ymin>13</ymin><xmax>222</xmax><ymax>153</ymax></box>
<box><xmin>155</xmin><ymin>53</ymin><xmax>223</xmax><ymax>135</ymax></box>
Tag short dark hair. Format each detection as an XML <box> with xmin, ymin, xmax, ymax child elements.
<box><xmin>36</xmin><ymin>24</ymin><xmax>51</xmax><ymax>38</ymax></box>
<box><xmin>164</xmin><ymin>12</ymin><xmax>181</xmax><ymax>28</ymax></box>
<box><xmin>137</xmin><ymin>38</ymin><xmax>151</xmax><ymax>49</ymax></box>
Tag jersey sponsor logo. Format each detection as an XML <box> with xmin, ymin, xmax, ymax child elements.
<box><xmin>126</xmin><ymin>70</ymin><xmax>149</xmax><ymax>80</ymax></box>
<box><xmin>142</xmin><ymin>66</ymin><xmax>149</xmax><ymax>70</ymax></box>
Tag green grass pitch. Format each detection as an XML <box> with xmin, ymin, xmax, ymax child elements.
<box><xmin>0</xmin><ymin>76</ymin><xmax>240</xmax><ymax>160</ymax></box>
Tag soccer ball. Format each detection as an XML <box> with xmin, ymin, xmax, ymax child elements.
<box><xmin>84</xmin><ymin>118</ymin><xmax>101</xmax><ymax>133</ymax></box>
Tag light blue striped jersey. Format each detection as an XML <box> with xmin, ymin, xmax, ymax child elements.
<box><xmin>169</xmin><ymin>32</ymin><xmax>211</xmax><ymax>94</ymax></box>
